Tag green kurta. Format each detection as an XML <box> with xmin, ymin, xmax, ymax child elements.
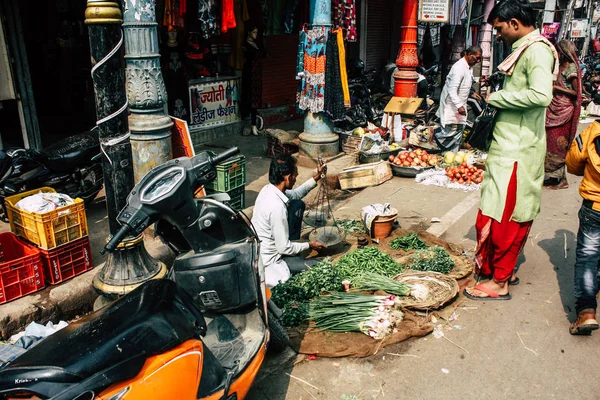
<box><xmin>482</xmin><ymin>30</ymin><xmax>555</xmax><ymax>223</ymax></box>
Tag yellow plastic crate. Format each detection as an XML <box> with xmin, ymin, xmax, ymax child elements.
<box><xmin>5</xmin><ymin>187</ymin><xmax>88</xmax><ymax>250</ymax></box>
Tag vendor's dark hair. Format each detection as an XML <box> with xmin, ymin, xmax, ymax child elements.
<box><xmin>487</xmin><ymin>0</ymin><xmax>535</xmax><ymax>27</ymax></box>
<box><xmin>465</xmin><ymin>45</ymin><xmax>482</xmax><ymax>55</ymax></box>
<box><xmin>269</xmin><ymin>154</ymin><xmax>297</xmax><ymax>185</ymax></box>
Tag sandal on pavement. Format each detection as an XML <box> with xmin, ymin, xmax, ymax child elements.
<box><xmin>463</xmin><ymin>284</ymin><xmax>512</xmax><ymax>301</ymax></box>
<box><xmin>569</xmin><ymin>313</ymin><xmax>600</xmax><ymax>336</ymax></box>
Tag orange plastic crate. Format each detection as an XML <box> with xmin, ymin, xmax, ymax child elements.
<box><xmin>5</xmin><ymin>187</ymin><xmax>88</xmax><ymax>250</ymax></box>
<box><xmin>0</xmin><ymin>232</ymin><xmax>45</xmax><ymax>304</ymax></box>
<box><xmin>40</xmin><ymin>236</ymin><xmax>94</xmax><ymax>285</ymax></box>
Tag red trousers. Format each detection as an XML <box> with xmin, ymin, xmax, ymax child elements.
<box><xmin>475</xmin><ymin>163</ymin><xmax>533</xmax><ymax>283</ymax></box>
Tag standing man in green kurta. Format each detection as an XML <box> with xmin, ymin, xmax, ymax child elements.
<box><xmin>465</xmin><ymin>0</ymin><xmax>558</xmax><ymax>300</ymax></box>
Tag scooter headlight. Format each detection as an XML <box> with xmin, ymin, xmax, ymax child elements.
<box><xmin>141</xmin><ymin>167</ymin><xmax>184</xmax><ymax>203</ymax></box>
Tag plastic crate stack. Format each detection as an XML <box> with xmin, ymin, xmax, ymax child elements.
<box><xmin>206</xmin><ymin>153</ymin><xmax>246</xmax><ymax>210</ymax></box>
<box><xmin>0</xmin><ymin>232</ymin><xmax>44</xmax><ymax>304</ymax></box>
<box><xmin>4</xmin><ymin>187</ymin><xmax>93</xmax><ymax>297</ymax></box>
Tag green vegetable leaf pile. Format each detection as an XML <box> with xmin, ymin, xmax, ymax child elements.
<box><xmin>410</xmin><ymin>246</ymin><xmax>455</xmax><ymax>274</ymax></box>
<box><xmin>335</xmin><ymin>246</ymin><xmax>404</xmax><ymax>280</ymax></box>
<box><xmin>338</xmin><ymin>219</ymin><xmax>367</xmax><ymax>235</ymax></box>
<box><xmin>389</xmin><ymin>233</ymin><xmax>429</xmax><ymax>251</ymax></box>
<box><xmin>271</xmin><ymin>258</ymin><xmax>341</xmax><ymax>327</ymax></box>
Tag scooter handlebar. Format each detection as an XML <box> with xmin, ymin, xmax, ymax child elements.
<box><xmin>101</xmin><ymin>224</ymin><xmax>131</xmax><ymax>255</ymax></box>
<box><xmin>211</xmin><ymin>147</ymin><xmax>240</xmax><ymax>165</ymax></box>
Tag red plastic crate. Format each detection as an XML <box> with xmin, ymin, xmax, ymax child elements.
<box><xmin>0</xmin><ymin>232</ymin><xmax>45</xmax><ymax>304</ymax></box>
<box><xmin>40</xmin><ymin>236</ymin><xmax>93</xmax><ymax>285</ymax></box>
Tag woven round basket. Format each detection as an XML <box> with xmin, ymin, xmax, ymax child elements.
<box><xmin>392</xmin><ymin>271</ymin><xmax>459</xmax><ymax>310</ymax></box>
<box><xmin>447</xmin><ymin>255</ymin><xmax>474</xmax><ymax>280</ymax></box>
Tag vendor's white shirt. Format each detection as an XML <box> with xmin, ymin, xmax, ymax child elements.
<box><xmin>251</xmin><ymin>178</ymin><xmax>317</xmax><ymax>287</ymax></box>
<box><xmin>436</xmin><ymin>58</ymin><xmax>474</xmax><ymax>127</ymax></box>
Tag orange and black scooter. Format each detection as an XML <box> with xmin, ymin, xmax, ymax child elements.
<box><xmin>0</xmin><ymin>147</ymin><xmax>288</xmax><ymax>400</ymax></box>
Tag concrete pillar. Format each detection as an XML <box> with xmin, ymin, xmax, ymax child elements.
<box><xmin>298</xmin><ymin>0</ymin><xmax>339</xmax><ymax>160</ymax></box>
<box><xmin>479</xmin><ymin>0</ymin><xmax>496</xmax><ymax>96</ymax></box>
<box><xmin>122</xmin><ymin>0</ymin><xmax>173</xmax><ymax>183</ymax></box>
<box><xmin>393</xmin><ymin>0</ymin><xmax>419</xmax><ymax>97</ymax></box>
<box><xmin>543</xmin><ymin>0</ymin><xmax>558</xmax><ymax>23</ymax></box>
<box><xmin>85</xmin><ymin>0</ymin><xmax>166</xmax><ymax>298</ymax></box>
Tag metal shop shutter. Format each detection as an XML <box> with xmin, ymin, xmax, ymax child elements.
<box><xmin>365</xmin><ymin>0</ymin><xmax>392</xmax><ymax>71</ymax></box>
<box><xmin>261</xmin><ymin>34</ymin><xmax>299</xmax><ymax>108</ymax></box>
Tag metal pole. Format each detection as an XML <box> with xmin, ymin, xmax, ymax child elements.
<box><xmin>393</xmin><ymin>0</ymin><xmax>419</xmax><ymax>97</ymax></box>
<box><xmin>85</xmin><ymin>0</ymin><xmax>166</xmax><ymax>298</ymax></box>
<box><xmin>122</xmin><ymin>0</ymin><xmax>173</xmax><ymax>183</ymax></box>
<box><xmin>298</xmin><ymin>0</ymin><xmax>339</xmax><ymax>160</ymax></box>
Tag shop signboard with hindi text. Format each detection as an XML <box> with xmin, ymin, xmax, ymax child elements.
<box><xmin>418</xmin><ymin>0</ymin><xmax>449</xmax><ymax>23</ymax></box>
<box><xmin>570</xmin><ymin>19</ymin><xmax>588</xmax><ymax>39</ymax></box>
<box><xmin>189</xmin><ymin>77</ymin><xmax>241</xmax><ymax>129</ymax></box>
<box><xmin>541</xmin><ymin>23</ymin><xmax>560</xmax><ymax>43</ymax></box>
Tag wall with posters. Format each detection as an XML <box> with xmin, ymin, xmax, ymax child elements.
<box><xmin>189</xmin><ymin>77</ymin><xmax>241</xmax><ymax>129</ymax></box>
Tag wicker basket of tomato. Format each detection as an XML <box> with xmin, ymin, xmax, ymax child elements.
<box><xmin>445</xmin><ymin>163</ymin><xmax>484</xmax><ymax>185</ymax></box>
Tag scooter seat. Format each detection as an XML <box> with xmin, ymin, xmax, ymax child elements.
<box><xmin>0</xmin><ymin>280</ymin><xmax>207</xmax><ymax>398</ymax></box>
<box><xmin>36</xmin><ymin>130</ymin><xmax>100</xmax><ymax>173</ymax></box>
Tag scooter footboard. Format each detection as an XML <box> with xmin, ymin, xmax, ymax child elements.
<box><xmin>173</xmin><ymin>241</ymin><xmax>258</xmax><ymax>313</ymax></box>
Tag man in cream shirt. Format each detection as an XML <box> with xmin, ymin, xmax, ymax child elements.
<box><xmin>252</xmin><ymin>155</ymin><xmax>327</xmax><ymax>287</ymax></box>
<box><xmin>435</xmin><ymin>45</ymin><xmax>482</xmax><ymax>153</ymax></box>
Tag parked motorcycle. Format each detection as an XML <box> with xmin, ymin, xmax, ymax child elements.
<box><xmin>0</xmin><ymin>147</ymin><xmax>286</xmax><ymax>400</ymax></box>
<box><xmin>0</xmin><ymin>129</ymin><xmax>104</xmax><ymax>220</ymax></box>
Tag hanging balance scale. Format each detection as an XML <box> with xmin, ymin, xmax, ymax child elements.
<box><xmin>303</xmin><ymin>158</ymin><xmax>346</xmax><ymax>247</ymax></box>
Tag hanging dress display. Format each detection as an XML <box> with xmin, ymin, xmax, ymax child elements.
<box><xmin>198</xmin><ymin>0</ymin><xmax>220</xmax><ymax>39</ymax></box>
<box><xmin>298</xmin><ymin>27</ymin><xmax>327</xmax><ymax>113</ymax></box>
<box><xmin>324</xmin><ymin>29</ymin><xmax>350</xmax><ymax>121</ymax></box>
<box><xmin>221</xmin><ymin>0</ymin><xmax>237</xmax><ymax>33</ymax></box>
<box><xmin>163</xmin><ymin>0</ymin><xmax>187</xmax><ymax>29</ymax></box>
<box><xmin>333</xmin><ymin>0</ymin><xmax>357</xmax><ymax>42</ymax></box>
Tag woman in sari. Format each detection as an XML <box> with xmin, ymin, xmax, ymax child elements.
<box><xmin>544</xmin><ymin>39</ymin><xmax>582</xmax><ymax>189</ymax></box>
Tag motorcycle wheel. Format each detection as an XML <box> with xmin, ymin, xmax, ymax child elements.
<box><xmin>268</xmin><ymin>309</ymin><xmax>292</xmax><ymax>353</ymax></box>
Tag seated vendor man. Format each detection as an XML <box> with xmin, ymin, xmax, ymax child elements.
<box><xmin>252</xmin><ymin>154</ymin><xmax>327</xmax><ymax>287</ymax></box>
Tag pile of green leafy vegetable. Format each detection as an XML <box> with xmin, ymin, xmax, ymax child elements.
<box><xmin>410</xmin><ymin>246</ymin><xmax>455</xmax><ymax>274</ymax></box>
<box><xmin>271</xmin><ymin>247</ymin><xmax>406</xmax><ymax>327</ymax></box>
<box><xmin>271</xmin><ymin>258</ymin><xmax>341</xmax><ymax>327</ymax></box>
<box><xmin>337</xmin><ymin>219</ymin><xmax>367</xmax><ymax>235</ymax></box>
<box><xmin>335</xmin><ymin>246</ymin><xmax>404</xmax><ymax>280</ymax></box>
<box><xmin>389</xmin><ymin>233</ymin><xmax>429</xmax><ymax>251</ymax></box>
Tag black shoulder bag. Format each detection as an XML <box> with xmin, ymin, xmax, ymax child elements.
<box><xmin>466</xmin><ymin>104</ymin><xmax>497</xmax><ymax>152</ymax></box>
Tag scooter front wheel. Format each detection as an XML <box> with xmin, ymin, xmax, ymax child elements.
<box><xmin>268</xmin><ymin>309</ymin><xmax>292</xmax><ymax>353</ymax></box>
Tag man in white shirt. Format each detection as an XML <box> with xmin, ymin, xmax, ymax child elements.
<box><xmin>252</xmin><ymin>155</ymin><xmax>327</xmax><ymax>287</ymax></box>
<box><xmin>435</xmin><ymin>46</ymin><xmax>482</xmax><ymax>153</ymax></box>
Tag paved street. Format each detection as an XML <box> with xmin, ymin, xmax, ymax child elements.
<box><xmin>246</xmin><ymin>121</ymin><xmax>599</xmax><ymax>400</ymax></box>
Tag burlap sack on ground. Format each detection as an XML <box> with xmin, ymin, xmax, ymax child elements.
<box><xmin>287</xmin><ymin>311</ymin><xmax>432</xmax><ymax>358</ymax></box>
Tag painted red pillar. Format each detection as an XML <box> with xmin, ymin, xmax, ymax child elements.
<box><xmin>394</xmin><ymin>0</ymin><xmax>419</xmax><ymax>97</ymax></box>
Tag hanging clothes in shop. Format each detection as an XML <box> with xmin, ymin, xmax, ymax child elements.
<box><xmin>221</xmin><ymin>0</ymin><xmax>237</xmax><ymax>33</ymax></box>
<box><xmin>267</xmin><ymin>0</ymin><xmax>286</xmax><ymax>35</ymax></box>
<box><xmin>284</xmin><ymin>0</ymin><xmax>301</xmax><ymax>34</ymax></box>
<box><xmin>336</xmin><ymin>29</ymin><xmax>350</xmax><ymax>108</ymax></box>
<box><xmin>418</xmin><ymin>22</ymin><xmax>441</xmax><ymax>65</ymax></box>
<box><xmin>324</xmin><ymin>30</ymin><xmax>347</xmax><ymax>121</ymax></box>
<box><xmin>230</xmin><ymin>0</ymin><xmax>249</xmax><ymax>70</ymax></box>
<box><xmin>241</xmin><ymin>39</ymin><xmax>264</xmax><ymax>114</ymax></box>
<box><xmin>450</xmin><ymin>0</ymin><xmax>468</xmax><ymax>25</ymax></box>
<box><xmin>296</xmin><ymin>30</ymin><xmax>306</xmax><ymax>79</ymax></box>
<box><xmin>162</xmin><ymin>34</ymin><xmax>190</xmax><ymax>122</ymax></box>
<box><xmin>333</xmin><ymin>0</ymin><xmax>357</xmax><ymax>42</ymax></box>
<box><xmin>198</xmin><ymin>0</ymin><xmax>220</xmax><ymax>39</ymax></box>
<box><xmin>163</xmin><ymin>0</ymin><xmax>187</xmax><ymax>29</ymax></box>
<box><xmin>298</xmin><ymin>27</ymin><xmax>327</xmax><ymax>113</ymax></box>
